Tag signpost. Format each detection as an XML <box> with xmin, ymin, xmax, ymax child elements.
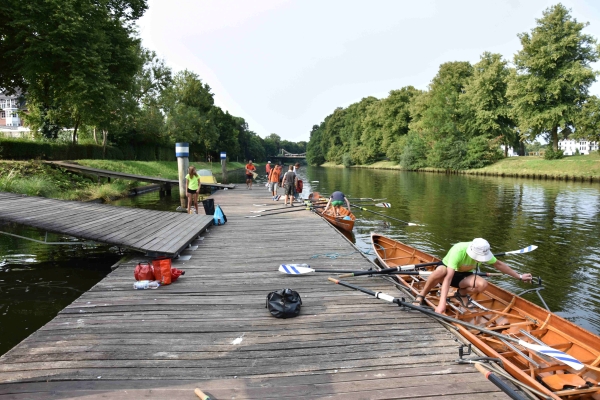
<box><xmin>220</xmin><ymin>152</ymin><xmax>227</xmax><ymax>184</ymax></box>
<box><xmin>176</xmin><ymin>143</ymin><xmax>189</xmax><ymax>211</ymax></box>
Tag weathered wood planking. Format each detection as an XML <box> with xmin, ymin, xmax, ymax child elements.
<box><xmin>0</xmin><ymin>189</ymin><xmax>511</xmax><ymax>399</ymax></box>
<box><xmin>0</xmin><ymin>192</ymin><xmax>213</xmax><ymax>256</ymax></box>
<box><xmin>44</xmin><ymin>160</ymin><xmax>236</xmax><ymax>190</ymax></box>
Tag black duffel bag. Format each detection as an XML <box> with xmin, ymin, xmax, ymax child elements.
<box><xmin>266</xmin><ymin>288</ymin><xmax>302</xmax><ymax>318</ymax></box>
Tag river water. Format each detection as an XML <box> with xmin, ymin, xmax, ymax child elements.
<box><xmin>1</xmin><ymin>166</ymin><xmax>599</xmax><ymax>356</ymax></box>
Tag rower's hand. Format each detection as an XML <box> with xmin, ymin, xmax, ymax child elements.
<box><xmin>522</xmin><ymin>273</ymin><xmax>533</xmax><ymax>283</ymax></box>
<box><xmin>435</xmin><ymin>304</ymin><xmax>446</xmax><ymax>314</ymax></box>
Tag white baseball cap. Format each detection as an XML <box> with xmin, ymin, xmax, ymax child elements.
<box><xmin>467</xmin><ymin>238</ymin><xmax>493</xmax><ymax>262</ymax></box>
<box><xmin>267</xmin><ymin>161</ymin><xmax>271</xmax><ymax>163</ymax></box>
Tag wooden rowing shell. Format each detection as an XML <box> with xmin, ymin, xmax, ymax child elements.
<box><xmin>316</xmin><ymin>207</ymin><xmax>355</xmax><ymax>233</ymax></box>
<box><xmin>371</xmin><ymin>232</ymin><xmax>600</xmax><ymax>400</ymax></box>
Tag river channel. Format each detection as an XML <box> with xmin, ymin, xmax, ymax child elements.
<box><xmin>1</xmin><ymin>166</ymin><xmax>599</xmax><ymax>356</ymax></box>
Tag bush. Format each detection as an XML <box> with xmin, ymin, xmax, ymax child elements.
<box><xmin>342</xmin><ymin>153</ymin><xmax>353</xmax><ymax>167</ymax></box>
<box><xmin>399</xmin><ymin>132</ymin><xmax>429</xmax><ymax>169</ymax></box>
<box><xmin>0</xmin><ymin>138</ymin><xmax>174</xmax><ymax>161</ymax></box>
<box><xmin>544</xmin><ymin>147</ymin><xmax>564</xmax><ymax>160</ymax></box>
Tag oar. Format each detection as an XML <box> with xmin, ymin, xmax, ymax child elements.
<box><xmin>244</xmin><ymin>207</ymin><xmax>311</xmax><ymax>218</ymax></box>
<box><xmin>339</xmin><ymin>269</ymin><xmax>502</xmax><ymax>278</ymax></box>
<box><xmin>279</xmin><ymin>265</ymin><xmax>362</xmax><ymax>274</ymax></box>
<box><xmin>351</xmin><ymin>204</ymin><xmax>422</xmax><ymax>226</ymax></box>
<box><xmin>474</xmin><ymin>364</ymin><xmax>527</xmax><ymax>400</ymax></box>
<box><xmin>327</xmin><ymin>278</ymin><xmax>584</xmax><ymax>371</ymax></box>
<box><xmin>347</xmin><ymin>197</ymin><xmax>387</xmax><ymax>202</ymax></box>
<box><xmin>347</xmin><ymin>245</ymin><xmax>539</xmax><ymax>277</ymax></box>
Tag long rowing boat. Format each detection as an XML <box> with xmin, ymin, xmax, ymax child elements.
<box><xmin>308</xmin><ymin>192</ymin><xmax>356</xmax><ymax>233</ymax></box>
<box><xmin>371</xmin><ymin>233</ymin><xmax>600</xmax><ymax>400</ymax></box>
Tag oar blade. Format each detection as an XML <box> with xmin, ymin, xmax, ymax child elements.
<box><xmin>279</xmin><ymin>264</ymin><xmax>314</xmax><ymax>275</ymax></box>
<box><xmin>505</xmin><ymin>245</ymin><xmax>538</xmax><ymax>255</ymax></box>
<box><xmin>518</xmin><ymin>340</ymin><xmax>584</xmax><ymax>370</ymax></box>
<box><xmin>375</xmin><ymin>203</ymin><xmax>391</xmax><ymax>208</ymax></box>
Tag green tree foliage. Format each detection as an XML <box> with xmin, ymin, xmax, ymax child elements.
<box><xmin>460</xmin><ymin>52</ymin><xmax>517</xmax><ymax>156</ymax></box>
<box><xmin>1</xmin><ymin>0</ymin><xmax>147</xmax><ymax>142</ymax></box>
<box><xmin>507</xmin><ymin>4</ymin><xmax>599</xmax><ymax>151</ymax></box>
<box><xmin>573</xmin><ymin>95</ymin><xmax>600</xmax><ymax>146</ymax></box>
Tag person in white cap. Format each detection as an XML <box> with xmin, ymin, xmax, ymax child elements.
<box><xmin>412</xmin><ymin>238</ymin><xmax>533</xmax><ymax>314</ymax></box>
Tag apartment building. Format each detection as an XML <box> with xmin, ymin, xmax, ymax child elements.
<box><xmin>558</xmin><ymin>138</ymin><xmax>599</xmax><ymax>155</ymax></box>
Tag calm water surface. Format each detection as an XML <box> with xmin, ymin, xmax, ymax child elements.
<box><xmin>1</xmin><ymin>166</ymin><xmax>599</xmax><ymax>356</ymax></box>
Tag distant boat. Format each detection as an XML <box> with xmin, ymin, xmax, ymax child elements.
<box><xmin>197</xmin><ymin>169</ymin><xmax>217</xmax><ymax>184</ymax></box>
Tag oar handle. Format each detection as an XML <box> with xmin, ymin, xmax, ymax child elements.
<box><xmin>474</xmin><ymin>364</ymin><xmax>526</xmax><ymax>400</ymax></box>
<box><xmin>194</xmin><ymin>388</ymin><xmax>212</xmax><ymax>400</ymax></box>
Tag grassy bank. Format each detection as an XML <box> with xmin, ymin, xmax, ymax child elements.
<box><xmin>0</xmin><ymin>160</ymin><xmax>248</xmax><ymax>201</ymax></box>
<box><xmin>322</xmin><ymin>153</ymin><xmax>600</xmax><ymax>180</ymax></box>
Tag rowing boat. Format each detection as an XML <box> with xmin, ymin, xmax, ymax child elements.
<box><xmin>316</xmin><ymin>207</ymin><xmax>356</xmax><ymax>233</ymax></box>
<box><xmin>371</xmin><ymin>233</ymin><xmax>600</xmax><ymax>400</ymax></box>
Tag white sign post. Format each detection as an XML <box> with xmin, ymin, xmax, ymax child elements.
<box><xmin>220</xmin><ymin>152</ymin><xmax>227</xmax><ymax>184</ymax></box>
<box><xmin>176</xmin><ymin>143</ymin><xmax>189</xmax><ymax>211</ymax></box>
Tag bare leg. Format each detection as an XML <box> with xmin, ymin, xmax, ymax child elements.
<box><xmin>186</xmin><ymin>192</ymin><xmax>192</xmax><ymax>214</ymax></box>
<box><xmin>457</xmin><ymin>274</ymin><xmax>488</xmax><ymax>296</ymax></box>
<box><xmin>413</xmin><ymin>266</ymin><xmax>447</xmax><ymax>303</ymax></box>
<box><xmin>194</xmin><ymin>193</ymin><xmax>199</xmax><ymax>214</ymax></box>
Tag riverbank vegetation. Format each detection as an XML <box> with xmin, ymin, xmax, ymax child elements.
<box><xmin>0</xmin><ymin>160</ymin><xmax>245</xmax><ymax>201</ymax></box>
<box><xmin>307</xmin><ymin>4</ymin><xmax>600</xmax><ymax>171</ymax></box>
<box><xmin>0</xmin><ymin>1</ymin><xmax>305</xmax><ymax>163</ymax></box>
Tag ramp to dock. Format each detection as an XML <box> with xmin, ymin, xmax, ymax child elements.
<box><xmin>0</xmin><ymin>192</ymin><xmax>213</xmax><ymax>257</ymax></box>
<box><xmin>45</xmin><ymin>161</ymin><xmax>236</xmax><ymax>190</ymax></box>
<box><xmin>0</xmin><ymin>189</ymin><xmax>508</xmax><ymax>399</ymax></box>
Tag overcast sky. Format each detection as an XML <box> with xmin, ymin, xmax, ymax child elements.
<box><xmin>137</xmin><ymin>0</ymin><xmax>600</xmax><ymax>142</ymax></box>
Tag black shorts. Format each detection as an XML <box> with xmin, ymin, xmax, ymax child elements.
<box><xmin>246</xmin><ymin>174</ymin><xmax>253</xmax><ymax>180</ymax></box>
<box><xmin>187</xmin><ymin>188</ymin><xmax>198</xmax><ymax>194</ymax></box>
<box><xmin>450</xmin><ymin>271</ymin><xmax>473</xmax><ymax>288</ymax></box>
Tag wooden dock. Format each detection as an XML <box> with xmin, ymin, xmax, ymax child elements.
<box><xmin>45</xmin><ymin>161</ymin><xmax>237</xmax><ymax>190</ymax></box>
<box><xmin>0</xmin><ymin>192</ymin><xmax>213</xmax><ymax>257</ymax></box>
<box><xmin>0</xmin><ymin>189</ymin><xmax>510</xmax><ymax>399</ymax></box>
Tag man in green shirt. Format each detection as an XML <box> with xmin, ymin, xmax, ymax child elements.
<box><xmin>412</xmin><ymin>238</ymin><xmax>533</xmax><ymax>314</ymax></box>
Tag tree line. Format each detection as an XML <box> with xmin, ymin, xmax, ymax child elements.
<box><xmin>307</xmin><ymin>4</ymin><xmax>600</xmax><ymax>169</ymax></box>
<box><xmin>0</xmin><ymin>0</ymin><xmax>305</xmax><ymax>162</ymax></box>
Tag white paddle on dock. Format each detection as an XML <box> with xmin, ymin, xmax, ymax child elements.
<box><xmin>278</xmin><ymin>265</ymin><xmax>359</xmax><ymax>274</ymax></box>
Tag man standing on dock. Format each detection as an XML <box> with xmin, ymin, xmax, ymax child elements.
<box><xmin>245</xmin><ymin>160</ymin><xmax>256</xmax><ymax>189</ymax></box>
<box><xmin>281</xmin><ymin>165</ymin><xmax>297</xmax><ymax>206</ymax></box>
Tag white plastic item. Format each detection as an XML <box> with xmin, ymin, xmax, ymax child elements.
<box><xmin>133</xmin><ymin>281</ymin><xmax>160</xmax><ymax>290</ymax></box>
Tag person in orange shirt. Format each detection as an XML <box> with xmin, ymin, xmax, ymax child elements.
<box><xmin>245</xmin><ymin>160</ymin><xmax>257</xmax><ymax>189</ymax></box>
<box><xmin>268</xmin><ymin>164</ymin><xmax>281</xmax><ymax>200</ymax></box>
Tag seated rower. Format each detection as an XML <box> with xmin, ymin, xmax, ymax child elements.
<box><xmin>412</xmin><ymin>238</ymin><xmax>533</xmax><ymax>313</ymax></box>
<box><xmin>323</xmin><ymin>191</ymin><xmax>351</xmax><ymax>217</ymax></box>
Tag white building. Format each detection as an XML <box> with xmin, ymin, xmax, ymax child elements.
<box><xmin>558</xmin><ymin>139</ymin><xmax>599</xmax><ymax>155</ymax></box>
<box><xmin>0</xmin><ymin>92</ymin><xmax>31</xmax><ymax>138</ymax></box>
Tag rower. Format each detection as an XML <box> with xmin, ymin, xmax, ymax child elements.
<box><xmin>412</xmin><ymin>238</ymin><xmax>533</xmax><ymax>313</ymax></box>
<box><xmin>323</xmin><ymin>191</ymin><xmax>351</xmax><ymax>217</ymax></box>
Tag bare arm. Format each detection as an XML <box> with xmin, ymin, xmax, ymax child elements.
<box><xmin>492</xmin><ymin>260</ymin><xmax>532</xmax><ymax>283</ymax></box>
<box><xmin>323</xmin><ymin>198</ymin><xmax>332</xmax><ymax>212</ymax></box>
<box><xmin>344</xmin><ymin>197</ymin><xmax>351</xmax><ymax>209</ymax></box>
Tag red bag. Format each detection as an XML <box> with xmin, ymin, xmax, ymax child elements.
<box><xmin>171</xmin><ymin>268</ymin><xmax>185</xmax><ymax>282</ymax></box>
<box><xmin>134</xmin><ymin>262</ymin><xmax>154</xmax><ymax>281</ymax></box>
<box><xmin>296</xmin><ymin>179</ymin><xmax>303</xmax><ymax>193</ymax></box>
<box><xmin>152</xmin><ymin>258</ymin><xmax>172</xmax><ymax>285</ymax></box>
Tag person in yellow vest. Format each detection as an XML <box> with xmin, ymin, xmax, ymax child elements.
<box><xmin>185</xmin><ymin>166</ymin><xmax>201</xmax><ymax>214</ymax></box>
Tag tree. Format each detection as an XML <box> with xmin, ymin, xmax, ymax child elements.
<box><xmin>460</xmin><ymin>52</ymin><xmax>516</xmax><ymax>157</ymax></box>
<box><xmin>162</xmin><ymin>70</ymin><xmax>218</xmax><ymax>155</ymax></box>
<box><xmin>1</xmin><ymin>0</ymin><xmax>147</xmax><ymax>142</ymax></box>
<box><xmin>507</xmin><ymin>4</ymin><xmax>599</xmax><ymax>151</ymax></box>
<box><xmin>573</xmin><ymin>95</ymin><xmax>600</xmax><ymax>145</ymax></box>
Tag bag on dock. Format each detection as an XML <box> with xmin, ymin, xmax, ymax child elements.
<box><xmin>134</xmin><ymin>262</ymin><xmax>155</xmax><ymax>281</ymax></box>
<box><xmin>266</xmin><ymin>288</ymin><xmax>302</xmax><ymax>318</ymax></box>
<box><xmin>213</xmin><ymin>205</ymin><xmax>227</xmax><ymax>225</ymax></box>
<box><xmin>152</xmin><ymin>257</ymin><xmax>172</xmax><ymax>285</ymax></box>
<box><xmin>202</xmin><ymin>199</ymin><xmax>215</xmax><ymax>215</ymax></box>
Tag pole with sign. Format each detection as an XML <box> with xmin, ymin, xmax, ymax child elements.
<box><xmin>176</xmin><ymin>142</ymin><xmax>189</xmax><ymax>211</ymax></box>
<box><xmin>220</xmin><ymin>152</ymin><xmax>227</xmax><ymax>184</ymax></box>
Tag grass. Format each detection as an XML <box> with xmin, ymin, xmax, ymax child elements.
<box><xmin>470</xmin><ymin>152</ymin><xmax>600</xmax><ymax>178</ymax></box>
<box><xmin>0</xmin><ymin>159</ymin><xmax>251</xmax><ymax>201</ymax></box>
<box><xmin>76</xmin><ymin>160</ymin><xmax>247</xmax><ymax>179</ymax></box>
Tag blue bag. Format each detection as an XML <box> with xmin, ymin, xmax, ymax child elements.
<box><xmin>213</xmin><ymin>205</ymin><xmax>227</xmax><ymax>225</ymax></box>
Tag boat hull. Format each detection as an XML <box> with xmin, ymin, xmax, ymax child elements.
<box><xmin>371</xmin><ymin>233</ymin><xmax>600</xmax><ymax>400</ymax></box>
<box><xmin>316</xmin><ymin>208</ymin><xmax>355</xmax><ymax>233</ymax></box>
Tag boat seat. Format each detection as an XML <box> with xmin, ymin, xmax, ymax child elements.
<box><xmin>542</xmin><ymin>373</ymin><xmax>587</xmax><ymax>391</ymax></box>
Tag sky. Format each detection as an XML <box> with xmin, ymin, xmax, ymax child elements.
<box><xmin>137</xmin><ymin>0</ymin><xmax>600</xmax><ymax>142</ymax></box>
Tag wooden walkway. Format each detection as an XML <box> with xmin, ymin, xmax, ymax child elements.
<box><xmin>45</xmin><ymin>161</ymin><xmax>237</xmax><ymax>190</ymax></box>
<box><xmin>0</xmin><ymin>192</ymin><xmax>213</xmax><ymax>257</ymax></box>
<box><xmin>0</xmin><ymin>189</ymin><xmax>509</xmax><ymax>399</ymax></box>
